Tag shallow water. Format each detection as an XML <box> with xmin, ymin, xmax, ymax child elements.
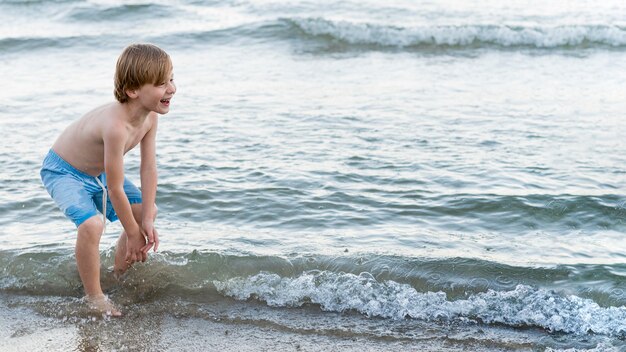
<box><xmin>2</xmin><ymin>0</ymin><xmax>626</xmax><ymax>350</ymax></box>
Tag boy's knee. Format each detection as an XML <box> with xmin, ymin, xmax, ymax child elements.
<box><xmin>78</xmin><ymin>216</ymin><xmax>104</xmax><ymax>238</ymax></box>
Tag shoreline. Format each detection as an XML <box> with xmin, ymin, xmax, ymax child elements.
<box><xmin>0</xmin><ymin>293</ymin><xmax>537</xmax><ymax>352</ymax></box>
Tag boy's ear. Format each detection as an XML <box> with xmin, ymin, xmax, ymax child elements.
<box><xmin>126</xmin><ymin>88</ymin><xmax>138</xmax><ymax>99</ymax></box>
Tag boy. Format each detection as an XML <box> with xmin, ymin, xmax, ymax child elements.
<box><xmin>40</xmin><ymin>43</ymin><xmax>176</xmax><ymax>316</ymax></box>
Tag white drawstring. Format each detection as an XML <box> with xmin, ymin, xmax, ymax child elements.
<box><xmin>94</xmin><ymin>176</ymin><xmax>107</xmax><ymax>235</ymax></box>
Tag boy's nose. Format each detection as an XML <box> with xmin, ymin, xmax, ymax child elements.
<box><xmin>167</xmin><ymin>81</ymin><xmax>176</xmax><ymax>94</ymax></box>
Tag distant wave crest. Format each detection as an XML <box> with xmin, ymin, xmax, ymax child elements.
<box><xmin>288</xmin><ymin>18</ymin><xmax>626</xmax><ymax>49</ymax></box>
<box><xmin>67</xmin><ymin>3</ymin><xmax>172</xmax><ymax>21</ymax></box>
<box><xmin>4</xmin><ymin>17</ymin><xmax>626</xmax><ymax>53</ymax></box>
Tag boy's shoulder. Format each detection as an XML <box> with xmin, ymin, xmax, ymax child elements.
<box><xmin>96</xmin><ymin>103</ymin><xmax>157</xmax><ymax>131</ymax></box>
<box><xmin>85</xmin><ymin>103</ymin><xmax>125</xmax><ymax>135</ymax></box>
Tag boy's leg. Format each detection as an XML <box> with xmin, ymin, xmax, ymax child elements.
<box><xmin>114</xmin><ymin>203</ymin><xmax>158</xmax><ymax>276</ymax></box>
<box><xmin>76</xmin><ymin>215</ymin><xmax>122</xmax><ymax>316</ymax></box>
<box><xmin>76</xmin><ymin>216</ymin><xmax>105</xmax><ymax>296</ymax></box>
<box><xmin>40</xmin><ymin>151</ymin><xmax>122</xmax><ymax>315</ymax></box>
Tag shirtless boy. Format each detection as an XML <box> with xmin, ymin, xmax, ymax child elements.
<box><xmin>40</xmin><ymin>43</ymin><xmax>176</xmax><ymax>316</ymax></box>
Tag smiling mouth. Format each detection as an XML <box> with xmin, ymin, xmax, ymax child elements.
<box><xmin>160</xmin><ymin>98</ymin><xmax>171</xmax><ymax>106</ymax></box>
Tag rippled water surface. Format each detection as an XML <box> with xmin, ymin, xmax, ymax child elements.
<box><xmin>2</xmin><ymin>0</ymin><xmax>626</xmax><ymax>351</ymax></box>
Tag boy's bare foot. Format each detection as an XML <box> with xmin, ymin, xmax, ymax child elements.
<box><xmin>85</xmin><ymin>294</ymin><xmax>123</xmax><ymax>317</ymax></box>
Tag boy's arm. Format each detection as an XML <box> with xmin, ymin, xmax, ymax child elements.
<box><xmin>103</xmin><ymin>125</ymin><xmax>146</xmax><ymax>263</ymax></box>
<box><xmin>140</xmin><ymin>115</ymin><xmax>159</xmax><ymax>252</ymax></box>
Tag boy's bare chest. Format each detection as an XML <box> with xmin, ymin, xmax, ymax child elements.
<box><xmin>123</xmin><ymin>124</ymin><xmax>149</xmax><ymax>154</ymax></box>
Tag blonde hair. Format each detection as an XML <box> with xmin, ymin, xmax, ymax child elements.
<box><xmin>114</xmin><ymin>43</ymin><xmax>173</xmax><ymax>103</ymax></box>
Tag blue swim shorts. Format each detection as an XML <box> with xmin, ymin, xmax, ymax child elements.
<box><xmin>40</xmin><ymin>149</ymin><xmax>142</xmax><ymax>227</ymax></box>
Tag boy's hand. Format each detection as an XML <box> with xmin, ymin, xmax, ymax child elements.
<box><xmin>141</xmin><ymin>221</ymin><xmax>159</xmax><ymax>254</ymax></box>
<box><xmin>125</xmin><ymin>229</ymin><xmax>148</xmax><ymax>264</ymax></box>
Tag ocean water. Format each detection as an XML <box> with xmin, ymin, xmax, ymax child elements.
<box><xmin>1</xmin><ymin>0</ymin><xmax>626</xmax><ymax>350</ymax></box>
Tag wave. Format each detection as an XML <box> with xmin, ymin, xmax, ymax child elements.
<box><xmin>2</xmin><ymin>0</ymin><xmax>81</xmax><ymax>4</ymax></box>
<box><xmin>215</xmin><ymin>271</ymin><xmax>626</xmax><ymax>337</ymax></box>
<box><xmin>155</xmin><ymin>184</ymin><xmax>626</xmax><ymax>231</ymax></box>
<box><xmin>5</xmin><ymin>166</ymin><xmax>625</xmax><ymax>231</ymax></box>
<box><xmin>0</xmin><ymin>250</ymin><xmax>569</xmax><ymax>297</ymax></box>
<box><xmin>0</xmin><ymin>250</ymin><xmax>546</xmax><ymax>294</ymax></box>
<box><xmin>287</xmin><ymin>18</ymin><xmax>626</xmax><ymax>49</ymax></box>
<box><xmin>4</xmin><ymin>17</ymin><xmax>626</xmax><ymax>53</ymax></box>
<box><xmin>66</xmin><ymin>3</ymin><xmax>173</xmax><ymax>21</ymax></box>
<box><xmin>3</xmin><ymin>248</ymin><xmax>626</xmax><ymax>336</ymax></box>
<box><xmin>0</xmin><ymin>35</ymin><xmax>126</xmax><ymax>52</ymax></box>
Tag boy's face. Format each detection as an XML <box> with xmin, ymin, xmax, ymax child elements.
<box><xmin>135</xmin><ymin>72</ymin><xmax>176</xmax><ymax>115</ymax></box>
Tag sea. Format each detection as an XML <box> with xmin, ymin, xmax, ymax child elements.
<box><xmin>1</xmin><ymin>0</ymin><xmax>626</xmax><ymax>351</ymax></box>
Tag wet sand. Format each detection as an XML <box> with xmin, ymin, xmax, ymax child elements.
<box><xmin>0</xmin><ymin>294</ymin><xmax>535</xmax><ymax>352</ymax></box>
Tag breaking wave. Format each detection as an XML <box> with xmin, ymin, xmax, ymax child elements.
<box><xmin>5</xmin><ymin>18</ymin><xmax>626</xmax><ymax>53</ymax></box>
<box><xmin>215</xmin><ymin>270</ymin><xmax>626</xmax><ymax>337</ymax></box>
<box><xmin>288</xmin><ymin>18</ymin><xmax>626</xmax><ymax>49</ymax></box>
<box><xmin>3</xmin><ymin>248</ymin><xmax>626</xmax><ymax>338</ymax></box>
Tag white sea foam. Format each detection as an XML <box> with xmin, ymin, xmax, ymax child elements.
<box><xmin>214</xmin><ymin>270</ymin><xmax>626</xmax><ymax>337</ymax></box>
<box><xmin>290</xmin><ymin>18</ymin><xmax>626</xmax><ymax>48</ymax></box>
<box><xmin>545</xmin><ymin>342</ymin><xmax>620</xmax><ymax>352</ymax></box>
